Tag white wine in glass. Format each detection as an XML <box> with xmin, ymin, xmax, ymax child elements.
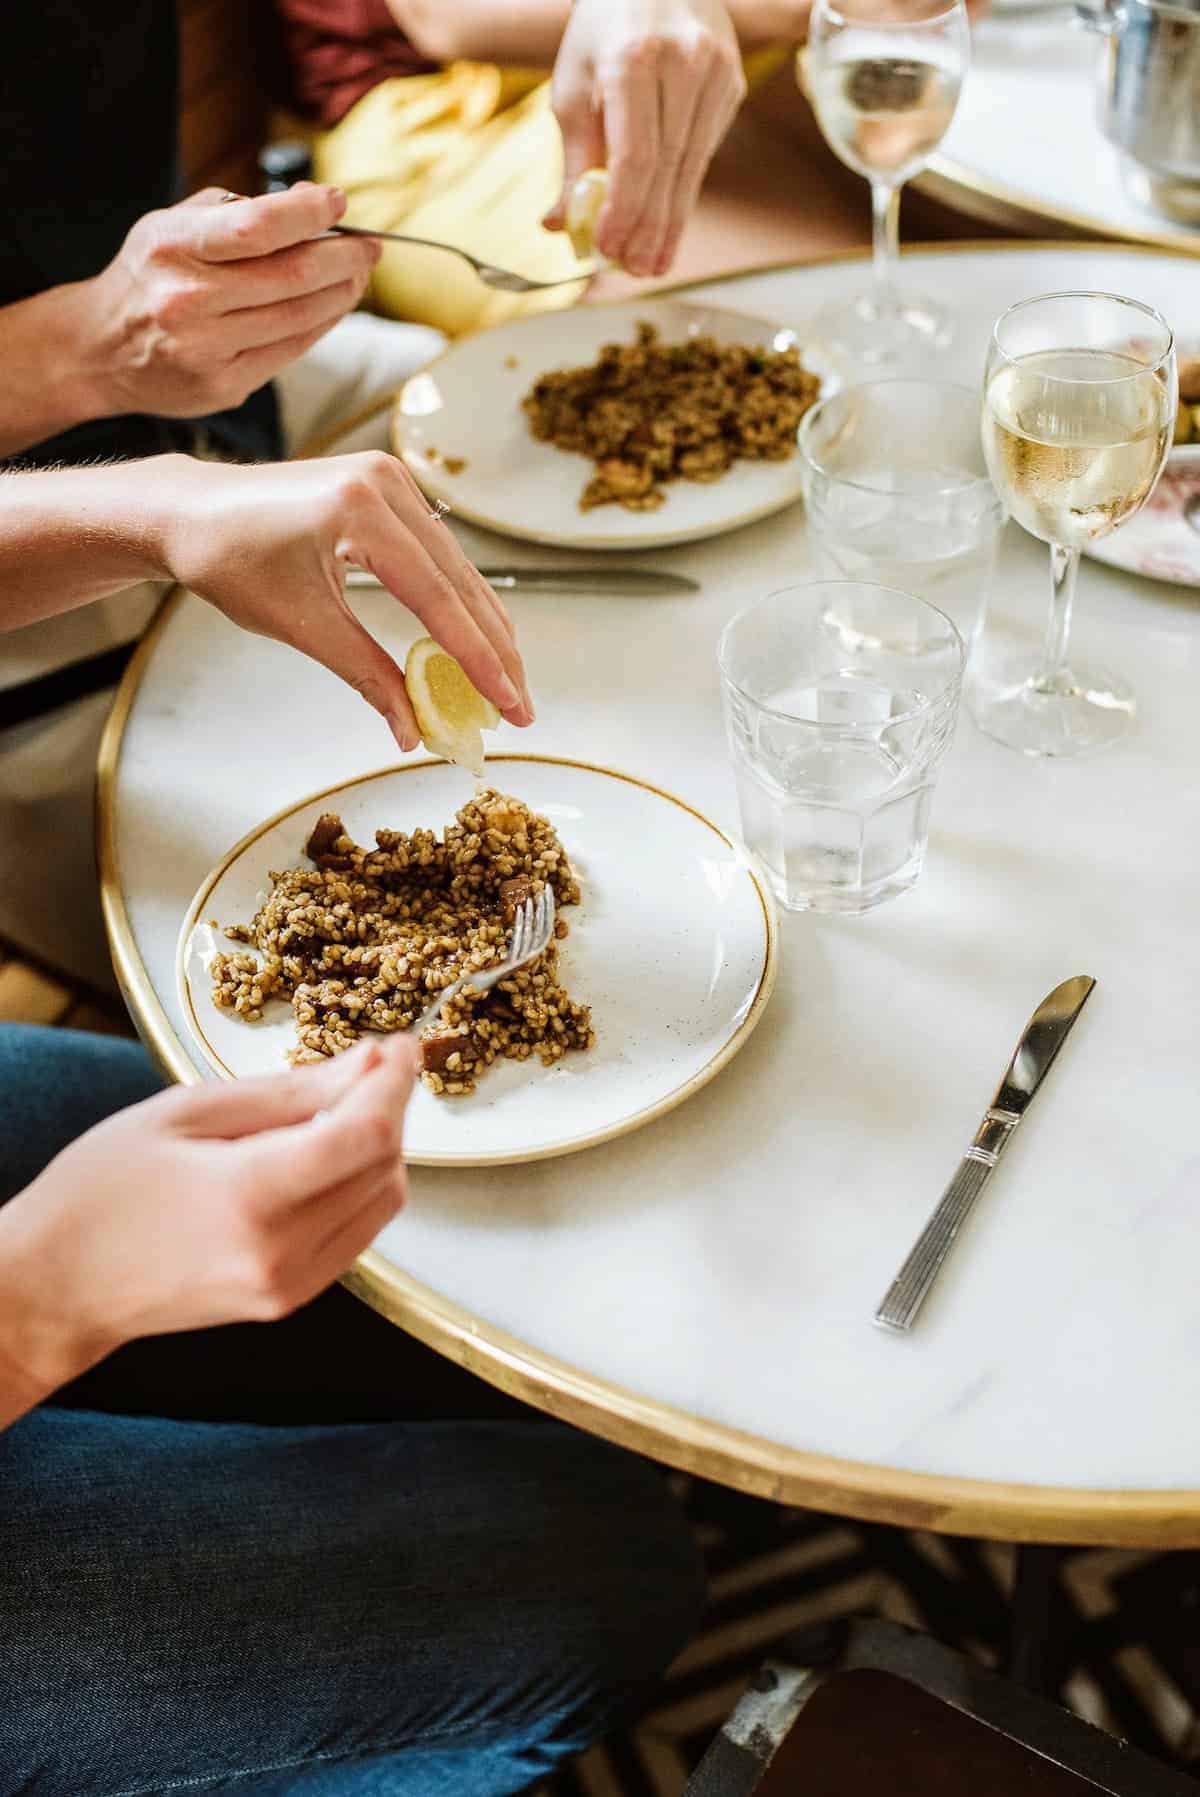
<box><xmin>978</xmin><ymin>291</ymin><xmax>1176</xmax><ymax>756</ymax></box>
<box><xmin>802</xmin><ymin>0</ymin><xmax>969</xmax><ymax>371</ymax></box>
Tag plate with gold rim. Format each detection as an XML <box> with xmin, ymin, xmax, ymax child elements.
<box><xmin>390</xmin><ymin>297</ymin><xmax>829</xmax><ymax>552</ymax></box>
<box><xmin>175</xmin><ymin>755</ymin><xmax>777</xmax><ymax>1168</ymax></box>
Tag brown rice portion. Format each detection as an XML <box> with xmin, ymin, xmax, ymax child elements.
<box><xmin>522</xmin><ymin>320</ymin><xmax>820</xmax><ymax>511</ymax></box>
<box><xmin>209</xmin><ymin>790</ymin><xmax>594</xmax><ymax>1096</ymax></box>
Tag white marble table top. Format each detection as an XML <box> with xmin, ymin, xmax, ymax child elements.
<box><xmin>920</xmin><ymin>13</ymin><xmax>1200</xmax><ymax>254</ymax></box>
<box><xmin>105</xmin><ymin>247</ymin><xmax>1200</xmax><ymax>1544</ymax></box>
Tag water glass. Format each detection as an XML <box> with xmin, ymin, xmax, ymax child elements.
<box><xmin>798</xmin><ymin>380</ymin><xmax>1005</xmax><ymax>651</ymax></box>
<box><xmin>718</xmin><ymin>582</ymin><xmax>964</xmax><ymax>915</ymax></box>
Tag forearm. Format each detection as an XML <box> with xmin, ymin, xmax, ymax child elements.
<box><xmin>386</xmin><ymin>0</ymin><xmax>569</xmax><ymax>63</ymax></box>
<box><xmin>726</xmin><ymin>0</ymin><xmax>809</xmax><ymax>43</ymax></box>
<box><xmin>0</xmin><ymin>459</ymin><xmax>179</xmax><ymax>631</ymax></box>
<box><xmin>0</xmin><ymin>1206</ymin><xmax>90</xmax><ymax>1432</ymax></box>
<box><xmin>390</xmin><ymin>0</ymin><xmax>805</xmax><ymax>61</ymax></box>
<box><xmin>0</xmin><ymin>280</ymin><xmax>112</xmax><ymax>459</ymax></box>
<box><xmin>0</xmin><ymin>1339</ymin><xmax>55</xmax><ymax>1432</ymax></box>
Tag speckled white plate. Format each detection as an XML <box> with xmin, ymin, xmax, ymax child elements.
<box><xmin>176</xmin><ymin>755</ymin><xmax>777</xmax><ymax>1167</ymax></box>
<box><xmin>391</xmin><ymin>298</ymin><xmax>828</xmax><ymax>551</ymax></box>
<box><xmin>1085</xmin><ymin>447</ymin><xmax>1200</xmax><ymax>588</ymax></box>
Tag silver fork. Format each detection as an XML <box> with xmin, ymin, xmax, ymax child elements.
<box><xmin>410</xmin><ymin>890</ymin><xmax>557</xmax><ymax>1039</ymax></box>
<box><xmin>331</xmin><ymin>224</ymin><xmax>595</xmax><ymax>294</ymax></box>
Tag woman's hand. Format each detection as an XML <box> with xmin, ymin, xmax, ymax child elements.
<box><xmin>0</xmin><ymin>1039</ymin><xmax>416</xmax><ymax>1413</ymax></box>
<box><xmin>545</xmin><ymin>0</ymin><xmax>747</xmax><ymax>277</ymax></box>
<box><xmin>152</xmin><ymin>453</ymin><xmax>534</xmax><ymax>749</ymax></box>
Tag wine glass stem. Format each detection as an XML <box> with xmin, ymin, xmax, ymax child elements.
<box><xmin>1035</xmin><ymin>542</ymin><xmax>1080</xmax><ymax>694</ymax></box>
<box><xmin>871</xmin><ymin>182</ymin><xmax>900</xmax><ymax>290</ymax></box>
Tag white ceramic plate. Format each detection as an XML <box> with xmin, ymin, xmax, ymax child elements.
<box><xmin>176</xmin><ymin>755</ymin><xmax>777</xmax><ymax>1167</ymax></box>
<box><xmin>391</xmin><ymin>298</ymin><xmax>826</xmax><ymax>551</ymax></box>
<box><xmin>1086</xmin><ymin>447</ymin><xmax>1200</xmax><ymax>588</ymax></box>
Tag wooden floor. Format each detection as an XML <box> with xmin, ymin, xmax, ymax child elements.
<box><xmin>0</xmin><ymin>936</ymin><xmax>135</xmax><ymax>1038</ymax></box>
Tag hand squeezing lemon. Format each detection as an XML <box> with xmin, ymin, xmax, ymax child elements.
<box><xmin>566</xmin><ymin>169</ymin><xmax>613</xmax><ymax>270</ymax></box>
<box><xmin>405</xmin><ymin>637</ymin><xmax>499</xmax><ymax>779</ymax></box>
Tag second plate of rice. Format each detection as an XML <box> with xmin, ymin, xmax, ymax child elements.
<box><xmin>392</xmin><ymin>298</ymin><xmax>828</xmax><ymax>551</ymax></box>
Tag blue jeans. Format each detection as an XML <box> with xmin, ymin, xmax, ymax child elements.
<box><xmin>0</xmin><ymin>1028</ymin><xmax>705</xmax><ymax>1795</ymax></box>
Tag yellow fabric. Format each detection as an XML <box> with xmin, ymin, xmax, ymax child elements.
<box><xmin>312</xmin><ymin>47</ymin><xmax>792</xmax><ymax>340</ymax></box>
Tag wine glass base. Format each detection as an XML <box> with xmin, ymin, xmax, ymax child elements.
<box><xmin>810</xmin><ymin>285</ymin><xmax>953</xmax><ymax>376</ymax></box>
<box><xmin>968</xmin><ymin>663</ymin><xmax>1136</xmax><ymax>757</ymax></box>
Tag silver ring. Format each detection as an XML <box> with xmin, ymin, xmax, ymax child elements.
<box><xmin>428</xmin><ymin>499</ymin><xmax>451</xmax><ymax>524</ymax></box>
<box><xmin>220</xmin><ymin>190</ymin><xmax>247</xmax><ymax>204</ymax></box>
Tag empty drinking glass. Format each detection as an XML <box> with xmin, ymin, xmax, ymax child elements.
<box><xmin>799</xmin><ymin>379</ymin><xmax>1005</xmax><ymax>651</ymax></box>
<box><xmin>718</xmin><ymin>582</ymin><xmax>964</xmax><ymax>914</ymax></box>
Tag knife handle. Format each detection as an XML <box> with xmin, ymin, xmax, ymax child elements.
<box><xmin>874</xmin><ymin>1108</ymin><xmax>1020</xmax><ymax>1333</ymax></box>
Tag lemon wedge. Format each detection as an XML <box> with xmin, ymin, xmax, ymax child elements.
<box><xmin>566</xmin><ymin>168</ymin><xmax>612</xmax><ymax>269</ymax></box>
<box><xmin>404</xmin><ymin>637</ymin><xmax>499</xmax><ymax>779</ymax></box>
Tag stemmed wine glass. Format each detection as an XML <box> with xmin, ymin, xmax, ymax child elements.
<box><xmin>978</xmin><ymin>290</ymin><xmax>1176</xmax><ymax>756</ymax></box>
<box><xmin>801</xmin><ymin>0</ymin><xmax>970</xmax><ymax>370</ymax></box>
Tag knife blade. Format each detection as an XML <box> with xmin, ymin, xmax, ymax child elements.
<box><xmin>344</xmin><ymin>566</ymin><xmax>699</xmax><ymax>596</ymax></box>
<box><xmin>874</xmin><ymin>974</ymin><xmax>1096</xmax><ymax>1334</ymax></box>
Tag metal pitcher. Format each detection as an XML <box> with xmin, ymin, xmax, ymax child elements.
<box><xmin>1078</xmin><ymin>0</ymin><xmax>1200</xmax><ymax>223</ymax></box>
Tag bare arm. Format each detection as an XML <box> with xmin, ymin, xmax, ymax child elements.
<box><xmin>0</xmin><ymin>283</ymin><xmax>116</xmax><ymax>460</ymax></box>
<box><xmin>0</xmin><ymin>464</ymin><xmax>167</xmax><ymax>625</ymax></box>
<box><xmin>0</xmin><ymin>455</ymin><xmax>532</xmax><ymax>745</ymax></box>
<box><xmin>386</xmin><ymin>0</ymin><xmax>569</xmax><ymax>63</ymax></box>
<box><xmin>387</xmin><ymin>0</ymin><xmax>807</xmax><ymax>64</ymax></box>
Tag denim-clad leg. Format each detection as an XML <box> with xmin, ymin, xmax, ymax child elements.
<box><xmin>0</xmin><ymin>1023</ymin><xmax>163</xmax><ymax>1198</ymax></box>
<box><xmin>0</xmin><ymin>1407</ymin><xmax>702</xmax><ymax>1796</ymax></box>
<box><xmin>0</xmin><ymin>1027</ymin><xmax>705</xmax><ymax>1794</ymax></box>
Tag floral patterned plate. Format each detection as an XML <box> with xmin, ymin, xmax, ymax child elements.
<box><xmin>1086</xmin><ymin>448</ymin><xmax>1200</xmax><ymax>589</ymax></box>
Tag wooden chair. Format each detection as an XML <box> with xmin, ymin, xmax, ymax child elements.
<box><xmin>179</xmin><ymin>0</ymin><xmax>270</xmax><ymax>196</ymax></box>
<box><xmin>684</xmin><ymin>1620</ymin><xmax>1197</xmax><ymax>1797</ymax></box>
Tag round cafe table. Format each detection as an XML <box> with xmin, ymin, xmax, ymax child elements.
<box><xmin>100</xmin><ymin>244</ymin><xmax>1200</xmax><ymax>1549</ymax></box>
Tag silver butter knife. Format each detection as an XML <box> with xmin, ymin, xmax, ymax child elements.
<box><xmin>345</xmin><ymin>566</ymin><xmax>699</xmax><ymax>596</ymax></box>
<box><xmin>874</xmin><ymin>973</ymin><xmax>1096</xmax><ymax>1334</ymax></box>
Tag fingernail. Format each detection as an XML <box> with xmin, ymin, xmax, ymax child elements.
<box><xmin>498</xmin><ymin>673</ymin><xmax>521</xmax><ymax>709</ymax></box>
<box><xmin>329</xmin><ymin>186</ymin><xmax>348</xmax><ymax>218</ymax></box>
<box><xmin>522</xmin><ymin>682</ymin><xmax>536</xmax><ymax>721</ymax></box>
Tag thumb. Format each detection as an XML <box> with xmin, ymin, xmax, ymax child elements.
<box><xmin>544</xmin><ymin>100</ymin><xmax>607</xmax><ymax>230</ymax></box>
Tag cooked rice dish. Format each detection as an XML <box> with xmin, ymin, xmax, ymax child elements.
<box><xmin>209</xmin><ymin>791</ymin><xmax>594</xmax><ymax>1097</ymax></box>
<box><xmin>522</xmin><ymin>321</ymin><xmax>820</xmax><ymax>511</ymax></box>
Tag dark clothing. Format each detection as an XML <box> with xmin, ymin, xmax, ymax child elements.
<box><xmin>0</xmin><ymin>0</ymin><xmax>281</xmax><ymax>467</ymax></box>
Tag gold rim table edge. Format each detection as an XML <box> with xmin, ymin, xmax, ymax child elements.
<box><xmin>171</xmin><ymin>754</ymin><xmax>779</xmax><ymax>1168</ymax></box>
<box><xmin>96</xmin><ymin>244</ymin><xmax>1200</xmax><ymax>1546</ymax></box>
<box><xmin>916</xmin><ymin>156</ymin><xmax>1200</xmax><ymax>257</ymax></box>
